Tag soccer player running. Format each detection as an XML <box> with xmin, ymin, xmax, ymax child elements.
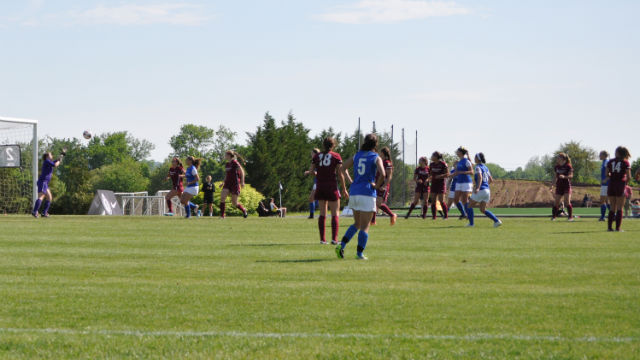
<box><xmin>428</xmin><ymin>152</ymin><xmax>449</xmax><ymax>220</ymax></box>
<box><xmin>372</xmin><ymin>147</ymin><xmax>397</xmax><ymax>225</ymax></box>
<box><xmin>220</xmin><ymin>150</ymin><xmax>248</xmax><ymax>218</ymax></box>
<box><xmin>165</xmin><ymin>157</ymin><xmax>185</xmax><ymax>216</ymax></box>
<box><xmin>304</xmin><ymin>148</ymin><xmax>321</xmax><ymax>219</ymax></box>
<box><xmin>445</xmin><ymin>161</ymin><xmax>466</xmax><ymax>220</ymax></box>
<box><xmin>202</xmin><ymin>175</ymin><xmax>215</xmax><ymax>216</ymax></box>
<box><xmin>336</xmin><ymin>134</ymin><xmax>386</xmax><ymax>260</ymax></box>
<box><xmin>180</xmin><ymin>156</ymin><xmax>200</xmax><ymax>218</ymax></box>
<box><xmin>32</xmin><ymin>149</ymin><xmax>66</xmax><ymax>218</ymax></box>
<box><xmin>605</xmin><ymin>146</ymin><xmax>632</xmax><ymax>232</ymax></box>
<box><xmin>598</xmin><ymin>151</ymin><xmax>610</xmax><ymax>221</ymax></box>
<box><xmin>405</xmin><ymin>156</ymin><xmax>430</xmax><ymax>219</ymax></box>
<box><xmin>310</xmin><ymin>137</ymin><xmax>348</xmax><ymax>245</ymax></box>
<box><xmin>550</xmin><ymin>153</ymin><xmax>574</xmax><ymax>221</ymax></box>
<box><xmin>467</xmin><ymin>153</ymin><xmax>502</xmax><ymax>227</ymax></box>
<box><xmin>451</xmin><ymin>147</ymin><xmax>474</xmax><ymax>227</ymax></box>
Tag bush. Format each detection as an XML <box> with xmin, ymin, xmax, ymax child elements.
<box><xmin>191</xmin><ymin>181</ymin><xmax>264</xmax><ymax>216</ymax></box>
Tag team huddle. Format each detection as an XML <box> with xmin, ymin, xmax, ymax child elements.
<box><xmin>31</xmin><ymin>138</ymin><xmax>637</xmax><ymax>258</ymax></box>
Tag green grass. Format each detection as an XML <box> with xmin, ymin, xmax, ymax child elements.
<box><xmin>0</xmin><ymin>215</ymin><xmax>639</xmax><ymax>359</ymax></box>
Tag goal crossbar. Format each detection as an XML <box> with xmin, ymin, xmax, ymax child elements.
<box><xmin>0</xmin><ymin>116</ymin><xmax>38</xmax><ymax>207</ymax></box>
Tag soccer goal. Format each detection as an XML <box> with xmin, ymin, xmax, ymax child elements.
<box><xmin>0</xmin><ymin>117</ymin><xmax>38</xmax><ymax>214</ymax></box>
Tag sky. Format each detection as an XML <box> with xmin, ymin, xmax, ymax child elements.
<box><xmin>1</xmin><ymin>0</ymin><xmax>638</xmax><ymax>170</ymax></box>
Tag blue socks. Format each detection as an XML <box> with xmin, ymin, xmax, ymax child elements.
<box><xmin>456</xmin><ymin>202</ymin><xmax>467</xmax><ymax>217</ymax></box>
<box><xmin>357</xmin><ymin>231</ymin><xmax>369</xmax><ymax>255</ymax></box>
<box><xmin>466</xmin><ymin>205</ymin><xmax>474</xmax><ymax>226</ymax></box>
<box><xmin>41</xmin><ymin>201</ymin><xmax>51</xmax><ymax>215</ymax></box>
<box><xmin>32</xmin><ymin>199</ymin><xmax>42</xmax><ymax>214</ymax></box>
<box><xmin>189</xmin><ymin>202</ymin><xmax>197</xmax><ymax>210</ymax></box>
<box><xmin>600</xmin><ymin>204</ymin><xmax>607</xmax><ymax>219</ymax></box>
<box><xmin>484</xmin><ymin>210</ymin><xmax>499</xmax><ymax>223</ymax></box>
<box><xmin>185</xmin><ymin>204</ymin><xmax>191</xmax><ymax>218</ymax></box>
<box><xmin>341</xmin><ymin>225</ymin><xmax>358</xmax><ymax>249</ymax></box>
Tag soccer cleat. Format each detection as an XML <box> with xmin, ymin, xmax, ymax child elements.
<box><xmin>307</xmin><ymin>215</ymin><xmax>314</xmax><ymax>219</ymax></box>
<box><xmin>164</xmin><ymin>212</ymin><xmax>175</xmax><ymax>217</ymax></box>
<box><xmin>243</xmin><ymin>210</ymin><xmax>248</xmax><ymax>218</ymax></box>
<box><xmin>494</xmin><ymin>220</ymin><xmax>503</xmax><ymax>228</ymax></box>
<box><xmin>616</xmin><ymin>229</ymin><xmax>624</xmax><ymax>233</ymax></box>
<box><xmin>31</xmin><ymin>212</ymin><xmax>39</xmax><ymax>219</ymax></box>
<box><xmin>607</xmin><ymin>228</ymin><xmax>614</xmax><ymax>232</ymax></box>
<box><xmin>458</xmin><ymin>215</ymin><xmax>466</xmax><ymax>220</ymax></box>
<box><xmin>356</xmin><ymin>253</ymin><xmax>368</xmax><ymax>260</ymax></box>
<box><xmin>41</xmin><ymin>213</ymin><xmax>50</xmax><ymax>218</ymax></box>
<box><xmin>320</xmin><ymin>241</ymin><xmax>328</xmax><ymax>245</ymax></box>
<box><xmin>331</xmin><ymin>240</ymin><xmax>338</xmax><ymax>245</ymax></box>
<box><xmin>466</xmin><ymin>224</ymin><xmax>475</xmax><ymax>227</ymax></box>
<box><xmin>598</xmin><ymin>217</ymin><xmax>605</xmax><ymax>222</ymax></box>
<box><xmin>390</xmin><ymin>214</ymin><xmax>397</xmax><ymax>226</ymax></box>
<box><xmin>551</xmin><ymin>218</ymin><xmax>557</xmax><ymax>221</ymax></box>
<box><xmin>370</xmin><ymin>220</ymin><xmax>377</xmax><ymax>225</ymax></box>
<box><xmin>568</xmin><ymin>217</ymin><xmax>575</xmax><ymax>222</ymax></box>
<box><xmin>335</xmin><ymin>246</ymin><xmax>344</xmax><ymax>259</ymax></box>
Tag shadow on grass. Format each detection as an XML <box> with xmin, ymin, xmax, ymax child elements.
<box><xmin>229</xmin><ymin>243</ymin><xmax>313</xmax><ymax>247</ymax></box>
<box><xmin>256</xmin><ymin>259</ymin><xmax>331</xmax><ymax>264</ymax></box>
<box><xmin>551</xmin><ymin>230</ymin><xmax>639</xmax><ymax>234</ymax></box>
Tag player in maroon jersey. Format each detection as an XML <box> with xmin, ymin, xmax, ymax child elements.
<box><xmin>164</xmin><ymin>157</ymin><xmax>185</xmax><ymax>215</ymax></box>
<box><xmin>405</xmin><ymin>157</ymin><xmax>430</xmax><ymax>219</ymax></box>
<box><xmin>219</xmin><ymin>150</ymin><xmax>248</xmax><ymax>218</ymax></box>
<box><xmin>371</xmin><ymin>147</ymin><xmax>398</xmax><ymax>226</ymax></box>
<box><xmin>310</xmin><ymin>137</ymin><xmax>349</xmax><ymax>245</ymax></box>
<box><xmin>606</xmin><ymin>146</ymin><xmax>632</xmax><ymax>231</ymax></box>
<box><xmin>550</xmin><ymin>153</ymin><xmax>574</xmax><ymax>221</ymax></box>
<box><xmin>428</xmin><ymin>151</ymin><xmax>449</xmax><ymax>220</ymax></box>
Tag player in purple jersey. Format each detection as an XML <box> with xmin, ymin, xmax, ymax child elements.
<box><xmin>32</xmin><ymin>149</ymin><xmax>66</xmax><ymax>218</ymax></box>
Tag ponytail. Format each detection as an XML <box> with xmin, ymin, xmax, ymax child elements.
<box><xmin>475</xmin><ymin>152</ymin><xmax>486</xmax><ymax>164</ymax></box>
<box><xmin>226</xmin><ymin>150</ymin><xmax>246</xmax><ymax>165</ymax></box>
<box><xmin>187</xmin><ymin>156</ymin><xmax>201</xmax><ymax>169</ymax></box>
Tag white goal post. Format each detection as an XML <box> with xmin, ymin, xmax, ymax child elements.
<box><xmin>0</xmin><ymin>116</ymin><xmax>38</xmax><ymax>211</ymax></box>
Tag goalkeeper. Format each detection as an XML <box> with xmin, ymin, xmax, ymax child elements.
<box><xmin>32</xmin><ymin>149</ymin><xmax>65</xmax><ymax>218</ymax></box>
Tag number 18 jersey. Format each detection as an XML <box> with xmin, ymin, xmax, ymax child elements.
<box><xmin>350</xmin><ymin>151</ymin><xmax>379</xmax><ymax>197</ymax></box>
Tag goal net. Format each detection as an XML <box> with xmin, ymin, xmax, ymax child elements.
<box><xmin>0</xmin><ymin>117</ymin><xmax>38</xmax><ymax>214</ymax></box>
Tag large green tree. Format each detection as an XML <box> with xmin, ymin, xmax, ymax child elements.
<box><xmin>169</xmin><ymin>124</ymin><xmax>215</xmax><ymax>158</ymax></box>
<box><xmin>548</xmin><ymin>141</ymin><xmax>597</xmax><ymax>184</ymax></box>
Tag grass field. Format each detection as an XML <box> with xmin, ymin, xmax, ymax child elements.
<box><xmin>0</xmin><ymin>215</ymin><xmax>638</xmax><ymax>359</ymax></box>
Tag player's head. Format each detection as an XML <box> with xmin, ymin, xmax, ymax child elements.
<box><xmin>42</xmin><ymin>152</ymin><xmax>52</xmax><ymax>161</ymax></box>
<box><xmin>206</xmin><ymin>175</ymin><xmax>212</xmax><ymax>182</ymax></box>
<box><xmin>599</xmin><ymin>151</ymin><xmax>609</xmax><ymax>160</ymax></box>
<box><xmin>225</xmin><ymin>150</ymin><xmax>246</xmax><ymax>165</ymax></box>
<box><xmin>430</xmin><ymin>151</ymin><xmax>443</xmax><ymax>162</ymax></box>
<box><xmin>360</xmin><ymin>133</ymin><xmax>378</xmax><ymax>151</ymax></box>
<box><xmin>380</xmin><ymin>147</ymin><xmax>391</xmax><ymax>160</ymax></box>
<box><xmin>171</xmin><ymin>156</ymin><xmax>183</xmax><ymax>168</ymax></box>
<box><xmin>186</xmin><ymin>156</ymin><xmax>201</xmax><ymax>168</ymax></box>
<box><xmin>475</xmin><ymin>153</ymin><xmax>486</xmax><ymax>164</ymax></box>
<box><xmin>556</xmin><ymin>152</ymin><xmax>570</xmax><ymax>166</ymax></box>
<box><xmin>419</xmin><ymin>156</ymin><xmax>428</xmax><ymax>166</ymax></box>
<box><xmin>322</xmin><ymin>137</ymin><xmax>336</xmax><ymax>152</ymax></box>
<box><xmin>311</xmin><ymin>148</ymin><xmax>320</xmax><ymax>157</ymax></box>
<box><xmin>456</xmin><ymin>146</ymin><xmax>469</xmax><ymax>159</ymax></box>
<box><xmin>615</xmin><ymin>146</ymin><xmax>630</xmax><ymax>160</ymax></box>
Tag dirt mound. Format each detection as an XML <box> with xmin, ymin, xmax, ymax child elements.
<box><xmin>489</xmin><ymin>180</ymin><xmax>601</xmax><ymax>207</ymax></box>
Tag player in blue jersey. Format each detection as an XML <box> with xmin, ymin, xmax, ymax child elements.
<box><xmin>446</xmin><ymin>162</ymin><xmax>466</xmax><ymax>220</ymax></box>
<box><xmin>32</xmin><ymin>149</ymin><xmax>66</xmax><ymax>218</ymax></box>
<box><xmin>598</xmin><ymin>151</ymin><xmax>610</xmax><ymax>221</ymax></box>
<box><xmin>336</xmin><ymin>134</ymin><xmax>387</xmax><ymax>260</ymax></box>
<box><xmin>180</xmin><ymin>156</ymin><xmax>201</xmax><ymax>218</ymax></box>
<box><xmin>467</xmin><ymin>153</ymin><xmax>502</xmax><ymax>227</ymax></box>
<box><xmin>451</xmin><ymin>147</ymin><xmax>474</xmax><ymax>227</ymax></box>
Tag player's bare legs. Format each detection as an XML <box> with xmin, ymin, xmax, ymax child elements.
<box><xmin>564</xmin><ymin>192</ymin><xmax>574</xmax><ymax>221</ymax></box>
<box><xmin>219</xmin><ymin>188</ymin><xmax>230</xmax><ymax>218</ymax></box>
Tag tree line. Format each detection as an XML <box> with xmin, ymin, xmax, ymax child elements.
<box><xmin>3</xmin><ymin>113</ymin><xmax>639</xmax><ymax>214</ymax></box>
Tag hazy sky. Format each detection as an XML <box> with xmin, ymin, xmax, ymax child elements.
<box><xmin>1</xmin><ymin>0</ymin><xmax>638</xmax><ymax>169</ymax></box>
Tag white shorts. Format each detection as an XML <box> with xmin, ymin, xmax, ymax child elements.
<box><xmin>455</xmin><ymin>182</ymin><xmax>474</xmax><ymax>193</ymax></box>
<box><xmin>471</xmin><ymin>189</ymin><xmax>491</xmax><ymax>203</ymax></box>
<box><xmin>600</xmin><ymin>186</ymin><xmax>608</xmax><ymax>197</ymax></box>
<box><xmin>312</xmin><ymin>184</ymin><xmax>317</xmax><ymax>191</ymax></box>
<box><xmin>448</xmin><ymin>190</ymin><xmax>456</xmax><ymax>199</ymax></box>
<box><xmin>348</xmin><ymin>195</ymin><xmax>377</xmax><ymax>212</ymax></box>
<box><xmin>184</xmin><ymin>186</ymin><xmax>199</xmax><ymax>196</ymax></box>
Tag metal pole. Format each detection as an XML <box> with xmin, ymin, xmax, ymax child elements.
<box><xmin>415</xmin><ymin>130</ymin><xmax>418</xmax><ymax>167</ymax></box>
<box><xmin>32</xmin><ymin>123</ymin><xmax>38</xmax><ymax>206</ymax></box>
<box><xmin>357</xmin><ymin>117</ymin><xmax>361</xmax><ymax>150</ymax></box>
<box><xmin>402</xmin><ymin>128</ymin><xmax>405</xmax><ymax>205</ymax></box>
<box><xmin>390</xmin><ymin>125</ymin><xmax>394</xmax><ymax>204</ymax></box>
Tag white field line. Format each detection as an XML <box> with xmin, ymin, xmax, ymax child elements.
<box><xmin>0</xmin><ymin>328</ymin><xmax>637</xmax><ymax>343</ymax></box>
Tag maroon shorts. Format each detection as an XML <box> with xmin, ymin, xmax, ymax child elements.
<box><xmin>377</xmin><ymin>185</ymin><xmax>390</xmax><ymax>202</ymax></box>
<box><xmin>315</xmin><ymin>184</ymin><xmax>340</xmax><ymax>201</ymax></box>
<box><xmin>555</xmin><ymin>182</ymin><xmax>571</xmax><ymax>196</ymax></box>
<box><xmin>431</xmin><ymin>181</ymin><xmax>445</xmax><ymax>194</ymax></box>
<box><xmin>607</xmin><ymin>181</ymin><xmax>626</xmax><ymax>197</ymax></box>
<box><xmin>224</xmin><ymin>184</ymin><xmax>241</xmax><ymax>195</ymax></box>
<box><xmin>414</xmin><ymin>185</ymin><xmax>429</xmax><ymax>199</ymax></box>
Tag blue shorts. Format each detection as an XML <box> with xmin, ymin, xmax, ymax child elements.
<box><xmin>37</xmin><ymin>180</ymin><xmax>49</xmax><ymax>194</ymax></box>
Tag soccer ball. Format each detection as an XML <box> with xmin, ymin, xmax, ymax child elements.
<box><xmin>83</xmin><ymin>130</ymin><xmax>92</xmax><ymax>140</ymax></box>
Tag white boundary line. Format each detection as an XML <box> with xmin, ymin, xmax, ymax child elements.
<box><xmin>0</xmin><ymin>328</ymin><xmax>637</xmax><ymax>343</ymax></box>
